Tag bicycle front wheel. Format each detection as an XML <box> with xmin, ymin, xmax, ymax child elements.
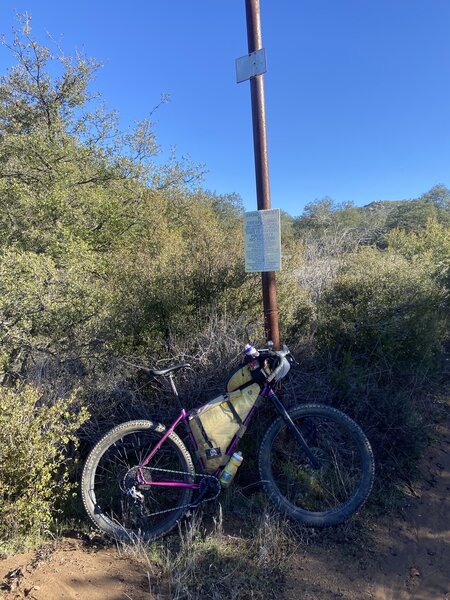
<box><xmin>81</xmin><ymin>420</ymin><xmax>195</xmax><ymax>541</ymax></box>
<box><xmin>259</xmin><ymin>404</ymin><xmax>374</xmax><ymax>527</ymax></box>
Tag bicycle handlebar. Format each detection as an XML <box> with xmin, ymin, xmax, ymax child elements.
<box><xmin>257</xmin><ymin>343</ymin><xmax>292</xmax><ymax>383</ymax></box>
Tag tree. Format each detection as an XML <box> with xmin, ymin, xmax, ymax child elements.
<box><xmin>420</xmin><ymin>184</ymin><xmax>450</xmax><ymax>210</ymax></box>
<box><xmin>384</xmin><ymin>199</ymin><xmax>437</xmax><ymax>233</ymax></box>
<box><xmin>0</xmin><ymin>20</ymin><xmax>204</xmax><ymax>378</ymax></box>
<box><xmin>0</xmin><ymin>18</ymin><xmax>205</xmax><ymax>256</ymax></box>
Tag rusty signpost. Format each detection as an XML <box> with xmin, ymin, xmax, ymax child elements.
<box><xmin>238</xmin><ymin>0</ymin><xmax>280</xmax><ymax>349</ymax></box>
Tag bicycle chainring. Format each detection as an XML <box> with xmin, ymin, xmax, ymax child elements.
<box><xmin>121</xmin><ymin>466</ymin><xmax>221</xmax><ymax>517</ymax></box>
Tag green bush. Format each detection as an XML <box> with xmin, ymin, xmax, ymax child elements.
<box><xmin>387</xmin><ymin>218</ymin><xmax>450</xmax><ymax>313</ymax></box>
<box><xmin>0</xmin><ymin>248</ymin><xmax>110</xmax><ymax>380</ymax></box>
<box><xmin>0</xmin><ymin>386</ymin><xmax>88</xmax><ymax>540</ymax></box>
<box><xmin>316</xmin><ymin>247</ymin><xmax>444</xmax><ymax>374</ymax></box>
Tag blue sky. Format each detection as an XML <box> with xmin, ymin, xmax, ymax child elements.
<box><xmin>0</xmin><ymin>1</ymin><xmax>449</xmax><ymax>216</ymax></box>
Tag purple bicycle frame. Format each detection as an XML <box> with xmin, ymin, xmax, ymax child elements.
<box><xmin>135</xmin><ymin>383</ymin><xmax>274</xmax><ymax>490</ymax></box>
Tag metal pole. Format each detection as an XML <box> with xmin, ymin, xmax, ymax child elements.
<box><xmin>245</xmin><ymin>0</ymin><xmax>280</xmax><ymax>349</ymax></box>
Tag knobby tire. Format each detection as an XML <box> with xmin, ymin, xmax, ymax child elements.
<box><xmin>81</xmin><ymin>420</ymin><xmax>195</xmax><ymax>541</ymax></box>
<box><xmin>259</xmin><ymin>404</ymin><xmax>375</xmax><ymax>527</ymax></box>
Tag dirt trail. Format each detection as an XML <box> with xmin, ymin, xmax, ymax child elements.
<box><xmin>0</xmin><ymin>541</ymin><xmax>160</xmax><ymax>600</ymax></box>
<box><xmin>1</xmin><ymin>420</ymin><xmax>449</xmax><ymax>600</ymax></box>
<box><xmin>284</xmin><ymin>418</ymin><xmax>450</xmax><ymax>600</ymax></box>
<box><xmin>373</xmin><ymin>419</ymin><xmax>450</xmax><ymax>600</ymax></box>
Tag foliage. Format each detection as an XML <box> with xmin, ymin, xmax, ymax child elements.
<box><xmin>387</xmin><ymin>218</ymin><xmax>450</xmax><ymax>307</ymax></box>
<box><xmin>388</xmin><ymin>217</ymin><xmax>450</xmax><ymax>261</ymax></box>
<box><xmin>0</xmin><ymin>24</ymin><xmax>262</xmax><ymax>382</ymax></box>
<box><xmin>419</xmin><ymin>184</ymin><xmax>450</xmax><ymax>210</ymax></box>
<box><xmin>384</xmin><ymin>199</ymin><xmax>437</xmax><ymax>233</ymax></box>
<box><xmin>316</xmin><ymin>247</ymin><xmax>444</xmax><ymax>374</ymax></box>
<box><xmin>160</xmin><ymin>511</ymin><xmax>289</xmax><ymax>600</ymax></box>
<box><xmin>288</xmin><ymin>192</ymin><xmax>449</xmax><ymax>510</ymax></box>
<box><xmin>293</xmin><ymin>197</ymin><xmax>389</xmax><ymax>246</ymax></box>
<box><xmin>1</xmin><ymin>17</ymin><xmax>449</xmax><ymax>540</ymax></box>
<box><xmin>293</xmin><ymin>188</ymin><xmax>450</xmax><ymax>249</ymax></box>
<box><xmin>0</xmin><ymin>385</ymin><xmax>88</xmax><ymax>540</ymax></box>
<box><xmin>295</xmin><ymin>242</ymin><xmax>447</xmax><ymax>505</ymax></box>
<box><xmin>0</xmin><ymin>247</ymin><xmax>110</xmax><ymax>383</ymax></box>
<box><xmin>0</xmin><ymin>22</ymin><xmax>309</xmax><ymax>427</ymax></box>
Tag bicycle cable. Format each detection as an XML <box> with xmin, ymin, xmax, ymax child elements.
<box><xmin>124</xmin><ymin>466</ymin><xmax>221</xmax><ymax>518</ymax></box>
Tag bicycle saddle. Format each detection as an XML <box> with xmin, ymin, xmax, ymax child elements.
<box><xmin>149</xmin><ymin>363</ymin><xmax>191</xmax><ymax>377</ymax></box>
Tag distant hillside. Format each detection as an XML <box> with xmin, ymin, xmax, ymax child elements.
<box><xmin>291</xmin><ymin>185</ymin><xmax>450</xmax><ymax>245</ymax></box>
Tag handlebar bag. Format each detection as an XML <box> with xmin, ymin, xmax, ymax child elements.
<box><xmin>226</xmin><ymin>364</ymin><xmax>254</xmax><ymax>392</ymax></box>
<box><xmin>226</xmin><ymin>356</ymin><xmax>276</xmax><ymax>392</ymax></box>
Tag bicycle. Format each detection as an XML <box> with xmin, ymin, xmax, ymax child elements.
<box><xmin>81</xmin><ymin>344</ymin><xmax>375</xmax><ymax>541</ymax></box>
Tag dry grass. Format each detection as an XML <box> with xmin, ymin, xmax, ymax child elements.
<box><xmin>117</xmin><ymin>507</ymin><xmax>295</xmax><ymax>600</ymax></box>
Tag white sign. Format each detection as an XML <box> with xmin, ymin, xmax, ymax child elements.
<box><xmin>236</xmin><ymin>48</ymin><xmax>267</xmax><ymax>83</ymax></box>
<box><xmin>244</xmin><ymin>209</ymin><xmax>281</xmax><ymax>272</ymax></box>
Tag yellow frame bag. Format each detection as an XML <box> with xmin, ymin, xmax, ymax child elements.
<box><xmin>189</xmin><ymin>383</ymin><xmax>261</xmax><ymax>473</ymax></box>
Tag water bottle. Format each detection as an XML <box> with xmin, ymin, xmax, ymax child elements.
<box><xmin>244</xmin><ymin>344</ymin><xmax>259</xmax><ymax>358</ymax></box>
<box><xmin>244</xmin><ymin>344</ymin><xmax>260</xmax><ymax>372</ymax></box>
<box><xmin>219</xmin><ymin>452</ymin><xmax>243</xmax><ymax>488</ymax></box>
<box><xmin>244</xmin><ymin>343</ymin><xmax>266</xmax><ymax>383</ymax></box>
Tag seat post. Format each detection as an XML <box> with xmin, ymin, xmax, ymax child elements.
<box><xmin>168</xmin><ymin>373</ymin><xmax>183</xmax><ymax>408</ymax></box>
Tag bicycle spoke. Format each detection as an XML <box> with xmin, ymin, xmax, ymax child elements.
<box><xmin>82</xmin><ymin>423</ymin><xmax>195</xmax><ymax>540</ymax></box>
<box><xmin>270</xmin><ymin>415</ymin><xmax>365</xmax><ymax>512</ymax></box>
<box><xmin>260</xmin><ymin>404</ymin><xmax>374</xmax><ymax>526</ymax></box>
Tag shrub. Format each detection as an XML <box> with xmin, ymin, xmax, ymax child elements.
<box><xmin>0</xmin><ymin>385</ymin><xmax>88</xmax><ymax>540</ymax></box>
<box><xmin>316</xmin><ymin>247</ymin><xmax>444</xmax><ymax>375</ymax></box>
<box><xmin>305</xmin><ymin>247</ymin><xmax>446</xmax><ymax>501</ymax></box>
<box><xmin>387</xmin><ymin>218</ymin><xmax>450</xmax><ymax>313</ymax></box>
<box><xmin>0</xmin><ymin>248</ymin><xmax>110</xmax><ymax>383</ymax></box>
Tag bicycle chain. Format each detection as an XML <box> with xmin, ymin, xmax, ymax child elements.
<box><xmin>125</xmin><ymin>466</ymin><xmax>222</xmax><ymax>518</ymax></box>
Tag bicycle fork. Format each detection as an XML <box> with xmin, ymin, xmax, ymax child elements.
<box><xmin>268</xmin><ymin>390</ymin><xmax>321</xmax><ymax>470</ymax></box>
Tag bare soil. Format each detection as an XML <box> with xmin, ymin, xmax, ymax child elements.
<box><xmin>284</xmin><ymin>418</ymin><xmax>450</xmax><ymax>600</ymax></box>
<box><xmin>0</xmin><ymin>540</ymin><xmax>159</xmax><ymax>600</ymax></box>
<box><xmin>1</xmin><ymin>419</ymin><xmax>449</xmax><ymax>600</ymax></box>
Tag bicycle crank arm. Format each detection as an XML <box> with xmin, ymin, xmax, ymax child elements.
<box><xmin>190</xmin><ymin>476</ymin><xmax>222</xmax><ymax>508</ymax></box>
<box><xmin>270</xmin><ymin>394</ymin><xmax>322</xmax><ymax>470</ymax></box>
<box><xmin>190</xmin><ymin>488</ymin><xmax>212</xmax><ymax>508</ymax></box>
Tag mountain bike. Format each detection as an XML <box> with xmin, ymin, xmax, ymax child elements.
<box><xmin>81</xmin><ymin>344</ymin><xmax>375</xmax><ymax>541</ymax></box>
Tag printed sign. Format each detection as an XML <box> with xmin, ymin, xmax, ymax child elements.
<box><xmin>244</xmin><ymin>208</ymin><xmax>281</xmax><ymax>272</ymax></box>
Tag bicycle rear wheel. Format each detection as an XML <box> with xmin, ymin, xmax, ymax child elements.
<box><xmin>259</xmin><ymin>404</ymin><xmax>374</xmax><ymax>527</ymax></box>
<box><xmin>81</xmin><ymin>420</ymin><xmax>195</xmax><ymax>541</ymax></box>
